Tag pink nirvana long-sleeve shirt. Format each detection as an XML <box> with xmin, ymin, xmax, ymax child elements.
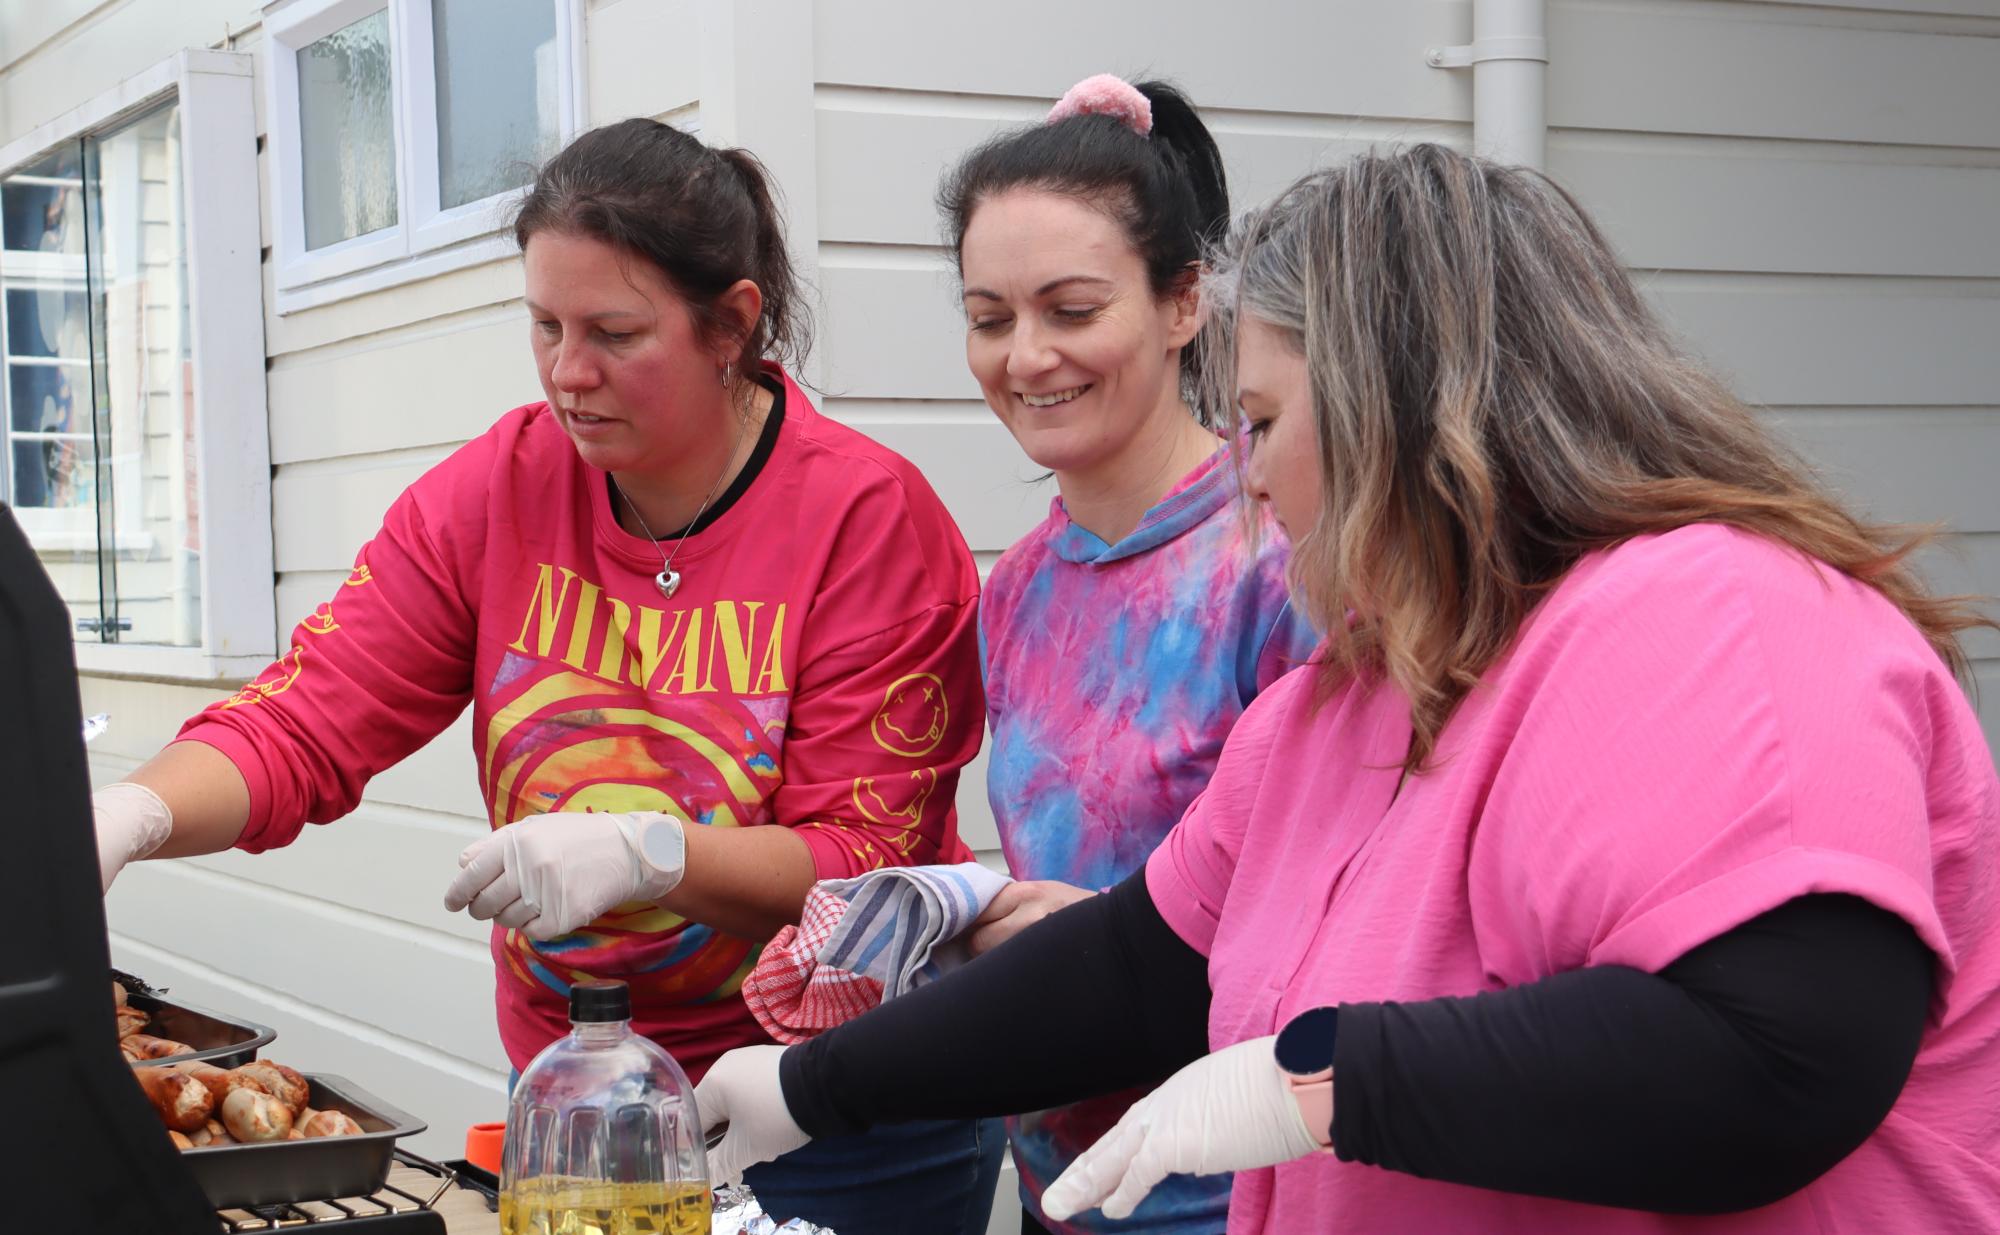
<box><xmin>179</xmin><ymin>369</ymin><xmax>983</xmax><ymax>1078</ymax></box>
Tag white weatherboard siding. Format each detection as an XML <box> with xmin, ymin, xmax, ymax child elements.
<box><xmin>0</xmin><ymin>0</ymin><xmax>1988</xmax><ymax>1219</ymax></box>
<box><xmin>1542</xmin><ymin>0</ymin><xmax>2000</xmax><ymax>757</ymax></box>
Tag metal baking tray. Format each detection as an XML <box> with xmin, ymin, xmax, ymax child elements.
<box><xmin>181</xmin><ymin>1073</ymin><xmax>429</xmax><ymax>1210</ymax></box>
<box><xmin>126</xmin><ymin>991</ymin><xmax>276</xmax><ymax>1069</ymax></box>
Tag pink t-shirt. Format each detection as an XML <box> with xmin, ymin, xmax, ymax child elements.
<box><xmin>1148</xmin><ymin>524</ymin><xmax>2000</xmax><ymax>1233</ymax></box>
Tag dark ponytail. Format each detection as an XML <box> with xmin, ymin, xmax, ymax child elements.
<box><xmin>938</xmin><ymin>79</ymin><xmax>1228</xmax><ymax>403</ymax></box>
<box><xmin>514</xmin><ymin>118</ymin><xmax>812</xmax><ymax>375</ymax></box>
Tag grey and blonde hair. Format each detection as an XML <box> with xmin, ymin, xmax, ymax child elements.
<box><xmin>1207</xmin><ymin>143</ymin><xmax>1992</xmax><ymax>772</ymax></box>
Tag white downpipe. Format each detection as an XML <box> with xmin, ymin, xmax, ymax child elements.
<box><xmin>1428</xmin><ymin>0</ymin><xmax>1549</xmax><ymax>170</ymax></box>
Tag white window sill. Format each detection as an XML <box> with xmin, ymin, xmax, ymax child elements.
<box><xmin>272</xmin><ymin>230</ymin><xmax>516</xmax><ymax>315</ymax></box>
<box><xmin>20</xmin><ymin>527</ymin><xmax>158</xmax><ymax>555</ymax></box>
<box><xmin>73</xmin><ymin>640</ymin><xmax>274</xmax><ymax>685</ymax></box>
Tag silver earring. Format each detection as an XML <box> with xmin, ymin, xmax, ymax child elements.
<box><xmin>720</xmin><ymin>360</ymin><xmax>733</xmax><ymax>388</ymax></box>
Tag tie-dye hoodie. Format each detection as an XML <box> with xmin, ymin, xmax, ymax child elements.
<box><xmin>981</xmin><ymin>446</ymin><xmax>1318</xmax><ymax>1234</ymax></box>
<box><xmin>177</xmin><ymin>367</ymin><xmax>981</xmax><ymax>1081</ymax></box>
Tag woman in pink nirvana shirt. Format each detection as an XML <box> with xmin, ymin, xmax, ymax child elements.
<box><xmin>697</xmin><ymin>144</ymin><xmax>2000</xmax><ymax>1232</ymax></box>
<box><xmin>88</xmin><ymin>118</ymin><xmax>1002</xmax><ymax>1233</ymax></box>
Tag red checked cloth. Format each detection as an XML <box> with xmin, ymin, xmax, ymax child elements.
<box><xmin>742</xmin><ymin>861</ymin><xmax>1012</xmax><ymax>1044</ymax></box>
<box><xmin>742</xmin><ymin>884</ymin><xmax>883</xmax><ymax>1043</ymax></box>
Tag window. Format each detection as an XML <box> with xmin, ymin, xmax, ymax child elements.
<box><xmin>265</xmin><ymin>0</ymin><xmax>586</xmax><ymax>312</ymax></box>
<box><xmin>0</xmin><ymin>51</ymin><xmax>275</xmax><ymax>680</ymax></box>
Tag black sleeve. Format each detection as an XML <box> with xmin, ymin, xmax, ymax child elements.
<box><xmin>780</xmin><ymin>870</ymin><xmax>1210</xmax><ymax>1135</ymax></box>
<box><xmin>1332</xmin><ymin>893</ymin><xmax>1934</xmax><ymax>1213</ymax></box>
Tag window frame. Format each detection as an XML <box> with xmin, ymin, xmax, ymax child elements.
<box><xmin>264</xmin><ymin>0</ymin><xmax>587</xmax><ymax>315</ymax></box>
<box><xmin>0</xmin><ymin>50</ymin><xmax>278</xmax><ymax>683</ymax></box>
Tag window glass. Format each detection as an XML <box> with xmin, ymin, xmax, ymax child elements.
<box><xmin>433</xmin><ymin>0</ymin><xmax>559</xmax><ymax>210</ymax></box>
<box><xmin>84</xmin><ymin>102</ymin><xmax>198</xmax><ymax>647</ymax></box>
<box><xmin>298</xmin><ymin>7</ymin><xmax>397</xmax><ymax>250</ymax></box>
<box><xmin>0</xmin><ymin>101</ymin><xmax>197</xmax><ymax>645</ymax></box>
<box><xmin>3</xmin><ymin>285</ymin><xmax>92</xmax><ymax>509</ymax></box>
<box><xmin>0</xmin><ymin>146</ymin><xmax>101</xmax><ymax>634</ymax></box>
<box><xmin>1</xmin><ymin>150</ymin><xmax>85</xmax><ymax>256</ymax></box>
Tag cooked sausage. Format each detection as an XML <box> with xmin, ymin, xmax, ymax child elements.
<box><xmin>232</xmin><ymin>1062</ymin><xmax>309</xmax><ymax>1114</ymax></box>
<box><xmin>123</xmin><ymin>1034</ymin><xmax>193</xmax><ymax>1060</ymax></box>
<box><xmin>300</xmin><ymin>1110</ymin><xmax>364</xmax><ymax>1138</ymax></box>
<box><xmin>220</xmin><ymin>1088</ymin><xmax>294</xmax><ymax>1143</ymax></box>
<box><xmin>134</xmin><ymin>1067</ymin><xmax>215</xmax><ymax>1133</ymax></box>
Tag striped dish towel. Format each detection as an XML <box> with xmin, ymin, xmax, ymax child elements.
<box><xmin>743</xmin><ymin>862</ymin><xmax>1012</xmax><ymax>1043</ymax></box>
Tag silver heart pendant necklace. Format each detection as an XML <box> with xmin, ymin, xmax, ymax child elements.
<box><xmin>588</xmin><ymin>365</ymin><xmax>749</xmax><ymax>602</ymax></box>
<box><xmin>609</xmin><ymin>417</ymin><xmax>746</xmax><ymax>601</ymax></box>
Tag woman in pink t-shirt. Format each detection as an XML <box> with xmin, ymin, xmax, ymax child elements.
<box><xmin>697</xmin><ymin>145</ymin><xmax>2000</xmax><ymax>1232</ymax></box>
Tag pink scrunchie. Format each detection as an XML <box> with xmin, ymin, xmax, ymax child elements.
<box><xmin>1046</xmin><ymin>73</ymin><xmax>1153</xmax><ymax>137</ymax></box>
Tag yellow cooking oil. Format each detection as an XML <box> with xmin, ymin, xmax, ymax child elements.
<box><xmin>498</xmin><ymin>1177</ymin><xmax>712</xmax><ymax>1235</ymax></box>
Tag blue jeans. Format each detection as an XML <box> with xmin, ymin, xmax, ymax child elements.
<box><xmin>744</xmin><ymin>1116</ymin><xmax>1005</xmax><ymax>1235</ymax></box>
<box><xmin>507</xmin><ymin>1070</ymin><xmax>1002</xmax><ymax>1234</ymax></box>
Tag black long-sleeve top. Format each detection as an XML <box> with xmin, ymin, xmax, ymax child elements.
<box><xmin>779</xmin><ymin>872</ymin><xmax>1931</xmax><ymax>1215</ymax></box>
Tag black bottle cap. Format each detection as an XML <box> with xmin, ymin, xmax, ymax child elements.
<box><xmin>569</xmin><ymin>979</ymin><xmax>631</xmax><ymax>1024</ymax></box>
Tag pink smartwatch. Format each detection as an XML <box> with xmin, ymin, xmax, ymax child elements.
<box><xmin>1274</xmin><ymin>1005</ymin><xmax>1339</xmax><ymax>1150</ymax></box>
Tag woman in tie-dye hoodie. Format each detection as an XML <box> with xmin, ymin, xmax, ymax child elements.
<box><xmin>943</xmin><ymin>77</ymin><xmax>1319</xmax><ymax>1235</ymax></box>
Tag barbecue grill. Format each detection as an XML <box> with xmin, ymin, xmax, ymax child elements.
<box><xmin>0</xmin><ymin>508</ymin><xmax>479</xmax><ymax>1231</ymax></box>
<box><xmin>210</xmin><ymin>1148</ymin><xmax>498</xmax><ymax>1233</ymax></box>
<box><xmin>0</xmin><ymin>506</ymin><xmax>219</xmax><ymax>1229</ymax></box>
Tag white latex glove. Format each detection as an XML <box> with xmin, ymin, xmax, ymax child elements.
<box><xmin>442</xmin><ymin>811</ymin><xmax>684</xmax><ymax>941</ymax></box>
<box><xmin>93</xmin><ymin>782</ymin><xmax>173</xmax><ymax>892</ymax></box>
<box><xmin>1042</xmin><ymin>1034</ymin><xmax>1323</xmax><ymax>1222</ymax></box>
<box><xmin>694</xmin><ymin>1044</ymin><xmax>809</xmax><ymax>1185</ymax></box>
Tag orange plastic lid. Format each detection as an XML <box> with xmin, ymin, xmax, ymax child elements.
<box><xmin>464</xmin><ymin>1121</ymin><xmax>505</xmax><ymax>1175</ymax></box>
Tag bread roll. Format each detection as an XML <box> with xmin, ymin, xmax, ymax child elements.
<box><xmin>233</xmin><ymin>1062</ymin><xmax>309</xmax><ymax>1114</ymax></box>
<box><xmin>176</xmin><ymin>1061</ymin><xmax>266</xmax><ymax>1106</ymax></box>
<box><xmin>168</xmin><ymin>1130</ymin><xmax>192</xmax><ymax>1151</ymax></box>
<box><xmin>134</xmin><ymin>1067</ymin><xmax>215</xmax><ymax>1133</ymax></box>
<box><xmin>300</xmin><ymin>1110</ymin><xmax>364</xmax><ymax>1138</ymax></box>
<box><xmin>221</xmin><ymin>1088</ymin><xmax>294</xmax><ymax>1143</ymax></box>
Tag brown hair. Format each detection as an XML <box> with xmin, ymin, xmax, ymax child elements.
<box><xmin>512</xmin><ymin>118</ymin><xmax>811</xmax><ymax>375</ymax></box>
<box><xmin>1210</xmin><ymin>143</ymin><xmax>1994</xmax><ymax>772</ymax></box>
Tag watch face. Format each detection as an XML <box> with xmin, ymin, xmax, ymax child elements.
<box><xmin>1275</xmin><ymin>1005</ymin><xmax>1339</xmax><ymax>1075</ymax></box>
<box><xmin>639</xmin><ymin>818</ymin><xmax>685</xmax><ymax>872</ymax></box>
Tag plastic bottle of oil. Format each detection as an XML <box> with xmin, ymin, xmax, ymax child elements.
<box><xmin>500</xmin><ymin>979</ymin><xmax>710</xmax><ymax>1235</ymax></box>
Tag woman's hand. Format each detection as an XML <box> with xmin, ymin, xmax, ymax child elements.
<box><xmin>1041</xmin><ymin>1035</ymin><xmax>1323</xmax><ymax>1222</ymax></box>
<box><xmin>92</xmin><ymin>782</ymin><xmax>174</xmax><ymax>892</ymax></box>
<box><xmin>442</xmin><ymin>812</ymin><xmax>684</xmax><ymax>940</ymax></box>
<box><xmin>693</xmin><ymin>1044</ymin><xmax>809</xmax><ymax>1184</ymax></box>
<box><xmin>965</xmin><ymin>880</ymin><xmax>1097</xmax><ymax>956</ymax></box>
